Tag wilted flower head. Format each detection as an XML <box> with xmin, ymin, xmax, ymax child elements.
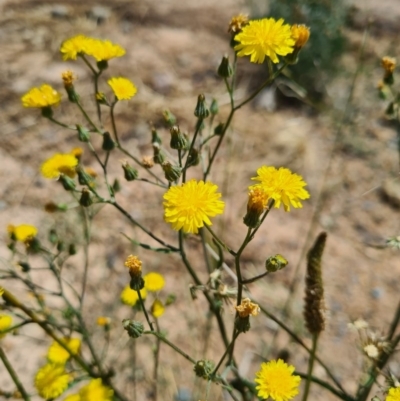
<box><xmin>228</xmin><ymin>14</ymin><xmax>249</xmax><ymax>34</ymax></box>
<box><xmin>235</xmin><ymin>298</ymin><xmax>260</xmax><ymax>318</ymax></box>
<box><xmin>61</xmin><ymin>70</ymin><xmax>76</xmax><ymax>88</ymax></box>
<box><xmin>234</xmin><ymin>18</ymin><xmax>295</xmax><ymax>64</ymax></box>
<box><xmin>382</xmin><ymin>56</ymin><xmax>396</xmax><ymax>74</ymax></box>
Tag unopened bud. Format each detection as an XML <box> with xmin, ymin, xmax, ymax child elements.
<box><xmin>122</xmin><ymin>319</ymin><xmax>144</xmax><ymax>338</ymax></box>
<box><xmin>59</xmin><ymin>174</ymin><xmax>76</xmax><ymax>191</ymax></box>
<box><xmin>79</xmin><ymin>188</ymin><xmax>93</xmax><ymax>207</ymax></box>
<box><xmin>193</xmin><ymin>360</ymin><xmax>215</xmax><ymax>380</ymax></box>
<box><xmin>210</xmin><ymin>98</ymin><xmax>219</xmax><ymax>115</ymax></box>
<box><xmin>97</xmin><ymin>60</ymin><xmax>108</xmax><ymax>71</ymax></box>
<box><xmin>122</xmin><ymin>161</ymin><xmax>139</xmax><ymax>181</ymax></box>
<box><xmin>163</xmin><ymin>110</ymin><xmax>176</xmax><ymax>126</ymax></box>
<box><xmin>151</xmin><ymin>127</ymin><xmax>162</xmax><ymax>145</ymax></box>
<box><xmin>68</xmin><ymin>244</ymin><xmax>77</xmax><ymax>255</ymax></box>
<box><xmin>265</xmin><ymin>254</ymin><xmax>288</xmax><ymax>273</ymax></box>
<box><xmin>170</xmin><ymin>125</ymin><xmax>187</xmax><ymax>150</ymax></box>
<box><xmin>194</xmin><ymin>94</ymin><xmax>209</xmax><ymax>119</ymax></box>
<box><xmin>77</xmin><ymin>125</ymin><xmax>90</xmax><ymax>142</ymax></box>
<box><xmin>162</xmin><ymin>161</ymin><xmax>182</xmax><ymax>182</ymax></box>
<box><xmin>153</xmin><ymin>143</ymin><xmax>166</xmax><ymax>164</ymax></box>
<box><xmin>102</xmin><ymin>132</ymin><xmax>115</xmax><ymax>151</ymax></box>
<box><xmin>218</xmin><ymin>56</ymin><xmax>233</xmax><ymax>78</ymax></box>
<box><xmin>76</xmin><ymin>166</ymin><xmax>94</xmax><ymax>186</ymax></box>
<box><xmin>187</xmin><ymin>148</ymin><xmax>200</xmax><ymax>167</ymax></box>
<box><xmin>214</xmin><ymin>122</ymin><xmax>225</xmax><ymax>136</ymax></box>
<box><xmin>112</xmin><ymin>179</ymin><xmax>121</xmax><ymax>193</ymax></box>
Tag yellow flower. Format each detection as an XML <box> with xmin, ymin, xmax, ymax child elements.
<box><xmin>121</xmin><ymin>286</ymin><xmax>147</xmax><ymax>307</ymax></box>
<box><xmin>64</xmin><ymin>395</ymin><xmax>81</xmax><ymax>401</ymax></box>
<box><xmin>251</xmin><ymin>166</ymin><xmax>310</xmax><ymax>212</ymax></box>
<box><xmin>70</xmin><ymin>147</ymin><xmax>83</xmax><ymax>160</ymax></box>
<box><xmin>60</xmin><ymin>34</ymin><xmax>92</xmax><ymax>60</ymax></box>
<box><xmin>124</xmin><ymin>255</ymin><xmax>142</xmax><ymax>277</ymax></box>
<box><xmin>96</xmin><ymin>316</ymin><xmax>111</xmax><ymax>326</ymax></box>
<box><xmin>79</xmin><ymin>378</ymin><xmax>113</xmax><ymax>401</ymax></box>
<box><xmin>47</xmin><ymin>338</ymin><xmax>81</xmax><ymax>365</ymax></box>
<box><xmin>62</xmin><ymin>70</ymin><xmax>76</xmax><ymax>88</ymax></box>
<box><xmin>387</xmin><ymin>387</ymin><xmax>400</xmax><ymax>401</ymax></box>
<box><xmin>151</xmin><ymin>299</ymin><xmax>165</xmax><ymax>318</ymax></box>
<box><xmin>85</xmin><ymin>38</ymin><xmax>126</xmax><ymax>62</ymax></box>
<box><xmin>107</xmin><ymin>77</ymin><xmax>137</xmax><ymax>100</ymax></box>
<box><xmin>34</xmin><ymin>364</ymin><xmax>70</xmax><ymax>400</ymax></box>
<box><xmin>41</xmin><ymin>153</ymin><xmax>78</xmax><ymax>179</ymax></box>
<box><xmin>8</xmin><ymin>224</ymin><xmax>38</xmax><ymax>242</ymax></box>
<box><xmin>291</xmin><ymin>24</ymin><xmax>310</xmax><ymax>49</ymax></box>
<box><xmin>382</xmin><ymin>56</ymin><xmax>396</xmax><ymax>74</ymax></box>
<box><xmin>163</xmin><ymin>179</ymin><xmax>225</xmax><ymax>234</ymax></box>
<box><xmin>0</xmin><ymin>314</ymin><xmax>12</xmax><ymax>339</ymax></box>
<box><xmin>21</xmin><ymin>84</ymin><xmax>62</xmax><ymax>108</ymax></box>
<box><xmin>144</xmin><ymin>272</ymin><xmax>165</xmax><ymax>292</ymax></box>
<box><xmin>255</xmin><ymin>359</ymin><xmax>301</xmax><ymax>401</ymax></box>
<box><xmin>234</xmin><ymin>18</ymin><xmax>295</xmax><ymax>64</ymax></box>
<box><xmin>235</xmin><ymin>298</ymin><xmax>260</xmax><ymax>318</ymax></box>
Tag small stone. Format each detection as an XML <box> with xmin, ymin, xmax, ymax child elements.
<box><xmin>87</xmin><ymin>6</ymin><xmax>111</xmax><ymax>24</ymax></box>
<box><xmin>370</xmin><ymin>287</ymin><xmax>384</xmax><ymax>300</ymax></box>
<box><xmin>51</xmin><ymin>5</ymin><xmax>69</xmax><ymax>19</ymax></box>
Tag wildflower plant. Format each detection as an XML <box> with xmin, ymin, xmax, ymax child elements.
<box><xmin>1</xmin><ymin>11</ymin><xmax>399</xmax><ymax>401</ymax></box>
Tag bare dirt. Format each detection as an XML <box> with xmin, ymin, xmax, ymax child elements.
<box><xmin>1</xmin><ymin>1</ymin><xmax>400</xmax><ymax>401</ymax></box>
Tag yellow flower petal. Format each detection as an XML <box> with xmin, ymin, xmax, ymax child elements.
<box><xmin>0</xmin><ymin>314</ymin><xmax>12</xmax><ymax>339</ymax></box>
<box><xmin>151</xmin><ymin>299</ymin><xmax>165</xmax><ymax>318</ymax></box>
<box><xmin>120</xmin><ymin>286</ymin><xmax>147</xmax><ymax>307</ymax></box>
<box><xmin>79</xmin><ymin>378</ymin><xmax>113</xmax><ymax>401</ymax></box>
<box><xmin>47</xmin><ymin>338</ymin><xmax>81</xmax><ymax>365</ymax></box>
<box><xmin>8</xmin><ymin>224</ymin><xmax>38</xmax><ymax>242</ymax></box>
<box><xmin>60</xmin><ymin>34</ymin><xmax>92</xmax><ymax>60</ymax></box>
<box><xmin>21</xmin><ymin>84</ymin><xmax>62</xmax><ymax>108</ymax></box>
<box><xmin>41</xmin><ymin>153</ymin><xmax>78</xmax><ymax>179</ymax></box>
<box><xmin>34</xmin><ymin>364</ymin><xmax>70</xmax><ymax>400</ymax></box>
<box><xmin>107</xmin><ymin>77</ymin><xmax>137</xmax><ymax>100</ymax></box>
<box><xmin>144</xmin><ymin>272</ymin><xmax>165</xmax><ymax>292</ymax></box>
<box><xmin>85</xmin><ymin>38</ymin><xmax>125</xmax><ymax>62</ymax></box>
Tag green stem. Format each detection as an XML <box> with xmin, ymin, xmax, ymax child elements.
<box><xmin>144</xmin><ymin>331</ymin><xmax>196</xmax><ymax>364</ymax></box>
<box><xmin>241</xmin><ymin>271</ymin><xmax>269</xmax><ymax>284</ymax></box>
<box><xmin>0</xmin><ymin>346</ymin><xmax>30</xmax><ymax>401</ymax></box>
<box><xmin>211</xmin><ymin>331</ymin><xmax>239</xmax><ymax>377</ymax></box>
<box><xmin>137</xmin><ymin>288</ymin><xmax>154</xmax><ymax>331</ymax></box>
<box><xmin>203</xmin><ymin>224</ymin><xmax>236</xmax><ymax>256</ymax></box>
<box><xmin>183</xmin><ymin>118</ymin><xmax>203</xmax><ymax>182</ymax></box>
<box><xmin>302</xmin><ymin>333</ymin><xmax>319</xmax><ymax>401</ymax></box>
<box><xmin>46</xmin><ymin>117</ymin><xmax>75</xmax><ymax>130</ymax></box>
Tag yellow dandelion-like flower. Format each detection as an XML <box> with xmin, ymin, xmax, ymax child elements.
<box><xmin>96</xmin><ymin>316</ymin><xmax>111</xmax><ymax>326</ymax></box>
<box><xmin>60</xmin><ymin>34</ymin><xmax>92</xmax><ymax>60</ymax></box>
<box><xmin>386</xmin><ymin>387</ymin><xmax>400</xmax><ymax>401</ymax></box>
<box><xmin>107</xmin><ymin>77</ymin><xmax>137</xmax><ymax>100</ymax></box>
<box><xmin>120</xmin><ymin>286</ymin><xmax>147</xmax><ymax>307</ymax></box>
<box><xmin>64</xmin><ymin>394</ymin><xmax>81</xmax><ymax>401</ymax></box>
<box><xmin>255</xmin><ymin>359</ymin><xmax>301</xmax><ymax>401</ymax></box>
<box><xmin>79</xmin><ymin>378</ymin><xmax>113</xmax><ymax>401</ymax></box>
<box><xmin>163</xmin><ymin>179</ymin><xmax>225</xmax><ymax>234</ymax></box>
<box><xmin>21</xmin><ymin>84</ymin><xmax>62</xmax><ymax>108</ymax></box>
<box><xmin>251</xmin><ymin>166</ymin><xmax>310</xmax><ymax>212</ymax></box>
<box><xmin>41</xmin><ymin>153</ymin><xmax>78</xmax><ymax>179</ymax></box>
<box><xmin>151</xmin><ymin>299</ymin><xmax>165</xmax><ymax>318</ymax></box>
<box><xmin>34</xmin><ymin>364</ymin><xmax>70</xmax><ymax>400</ymax></box>
<box><xmin>291</xmin><ymin>24</ymin><xmax>310</xmax><ymax>49</ymax></box>
<box><xmin>8</xmin><ymin>224</ymin><xmax>38</xmax><ymax>242</ymax></box>
<box><xmin>47</xmin><ymin>338</ymin><xmax>81</xmax><ymax>365</ymax></box>
<box><xmin>144</xmin><ymin>272</ymin><xmax>165</xmax><ymax>292</ymax></box>
<box><xmin>235</xmin><ymin>298</ymin><xmax>260</xmax><ymax>318</ymax></box>
<box><xmin>0</xmin><ymin>314</ymin><xmax>12</xmax><ymax>339</ymax></box>
<box><xmin>234</xmin><ymin>18</ymin><xmax>295</xmax><ymax>64</ymax></box>
<box><xmin>85</xmin><ymin>39</ymin><xmax>126</xmax><ymax>62</ymax></box>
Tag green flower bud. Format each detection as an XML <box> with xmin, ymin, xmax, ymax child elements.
<box><xmin>151</xmin><ymin>127</ymin><xmax>162</xmax><ymax>145</ymax></box>
<box><xmin>265</xmin><ymin>254</ymin><xmax>288</xmax><ymax>273</ymax></box>
<box><xmin>18</xmin><ymin>261</ymin><xmax>31</xmax><ymax>273</ymax></box>
<box><xmin>79</xmin><ymin>188</ymin><xmax>93</xmax><ymax>207</ymax></box>
<box><xmin>194</xmin><ymin>94</ymin><xmax>209</xmax><ymax>119</ymax></box>
<box><xmin>169</xmin><ymin>125</ymin><xmax>187</xmax><ymax>150</ymax></box>
<box><xmin>97</xmin><ymin>60</ymin><xmax>108</xmax><ymax>71</ymax></box>
<box><xmin>112</xmin><ymin>178</ymin><xmax>121</xmax><ymax>193</ymax></box>
<box><xmin>76</xmin><ymin>166</ymin><xmax>95</xmax><ymax>186</ymax></box>
<box><xmin>102</xmin><ymin>132</ymin><xmax>115</xmax><ymax>151</ymax></box>
<box><xmin>41</xmin><ymin>107</ymin><xmax>53</xmax><ymax>119</ymax></box>
<box><xmin>130</xmin><ymin>276</ymin><xmax>145</xmax><ymax>291</ymax></box>
<box><xmin>153</xmin><ymin>144</ymin><xmax>166</xmax><ymax>165</ymax></box>
<box><xmin>210</xmin><ymin>98</ymin><xmax>219</xmax><ymax>115</ymax></box>
<box><xmin>68</xmin><ymin>244</ymin><xmax>77</xmax><ymax>255</ymax></box>
<box><xmin>163</xmin><ymin>110</ymin><xmax>177</xmax><ymax>127</ymax></box>
<box><xmin>162</xmin><ymin>161</ymin><xmax>182</xmax><ymax>182</ymax></box>
<box><xmin>122</xmin><ymin>161</ymin><xmax>139</xmax><ymax>181</ymax></box>
<box><xmin>49</xmin><ymin>229</ymin><xmax>58</xmax><ymax>245</ymax></box>
<box><xmin>193</xmin><ymin>360</ymin><xmax>215</xmax><ymax>380</ymax></box>
<box><xmin>77</xmin><ymin>125</ymin><xmax>90</xmax><ymax>142</ymax></box>
<box><xmin>59</xmin><ymin>174</ymin><xmax>76</xmax><ymax>191</ymax></box>
<box><xmin>122</xmin><ymin>319</ymin><xmax>144</xmax><ymax>339</ymax></box>
<box><xmin>187</xmin><ymin>147</ymin><xmax>200</xmax><ymax>167</ymax></box>
<box><xmin>235</xmin><ymin>315</ymin><xmax>251</xmax><ymax>333</ymax></box>
<box><xmin>214</xmin><ymin>122</ymin><xmax>225</xmax><ymax>136</ymax></box>
<box><xmin>57</xmin><ymin>241</ymin><xmax>64</xmax><ymax>252</ymax></box>
<box><xmin>217</xmin><ymin>56</ymin><xmax>233</xmax><ymax>78</ymax></box>
<box><xmin>96</xmin><ymin>92</ymin><xmax>109</xmax><ymax>105</ymax></box>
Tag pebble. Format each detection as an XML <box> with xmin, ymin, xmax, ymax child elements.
<box><xmin>370</xmin><ymin>287</ymin><xmax>384</xmax><ymax>299</ymax></box>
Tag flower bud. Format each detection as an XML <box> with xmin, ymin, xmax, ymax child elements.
<box><xmin>151</xmin><ymin>127</ymin><xmax>162</xmax><ymax>145</ymax></box>
<box><xmin>62</xmin><ymin>70</ymin><xmax>79</xmax><ymax>103</ymax></box>
<box><xmin>18</xmin><ymin>262</ymin><xmax>31</xmax><ymax>272</ymax></box>
<box><xmin>265</xmin><ymin>254</ymin><xmax>288</xmax><ymax>273</ymax></box>
<box><xmin>96</xmin><ymin>92</ymin><xmax>109</xmax><ymax>105</ymax></box>
<box><xmin>68</xmin><ymin>244</ymin><xmax>77</xmax><ymax>255</ymax></box>
<box><xmin>77</xmin><ymin>125</ymin><xmax>90</xmax><ymax>142</ymax></box>
<box><xmin>193</xmin><ymin>360</ymin><xmax>215</xmax><ymax>380</ymax></box>
<box><xmin>169</xmin><ymin>125</ymin><xmax>187</xmax><ymax>150</ymax></box>
<box><xmin>214</xmin><ymin>122</ymin><xmax>225</xmax><ymax>136</ymax></box>
<box><xmin>162</xmin><ymin>162</ymin><xmax>182</xmax><ymax>182</ymax></box>
<box><xmin>210</xmin><ymin>98</ymin><xmax>219</xmax><ymax>115</ymax></box>
<box><xmin>79</xmin><ymin>188</ymin><xmax>93</xmax><ymax>207</ymax></box>
<box><xmin>153</xmin><ymin>144</ymin><xmax>166</xmax><ymax>165</ymax></box>
<box><xmin>218</xmin><ymin>56</ymin><xmax>233</xmax><ymax>78</ymax></box>
<box><xmin>125</xmin><ymin>255</ymin><xmax>144</xmax><ymax>290</ymax></box>
<box><xmin>243</xmin><ymin>187</ymin><xmax>268</xmax><ymax>228</ymax></box>
<box><xmin>97</xmin><ymin>60</ymin><xmax>108</xmax><ymax>71</ymax></box>
<box><xmin>59</xmin><ymin>174</ymin><xmax>76</xmax><ymax>191</ymax></box>
<box><xmin>187</xmin><ymin>148</ymin><xmax>200</xmax><ymax>167</ymax></box>
<box><xmin>102</xmin><ymin>131</ymin><xmax>115</xmax><ymax>151</ymax></box>
<box><xmin>163</xmin><ymin>110</ymin><xmax>176</xmax><ymax>127</ymax></box>
<box><xmin>112</xmin><ymin>178</ymin><xmax>121</xmax><ymax>193</ymax></box>
<box><xmin>122</xmin><ymin>161</ymin><xmax>139</xmax><ymax>181</ymax></box>
<box><xmin>122</xmin><ymin>319</ymin><xmax>144</xmax><ymax>338</ymax></box>
<box><xmin>194</xmin><ymin>94</ymin><xmax>209</xmax><ymax>118</ymax></box>
<box><xmin>382</xmin><ymin>56</ymin><xmax>396</xmax><ymax>85</ymax></box>
<box><xmin>76</xmin><ymin>166</ymin><xmax>94</xmax><ymax>186</ymax></box>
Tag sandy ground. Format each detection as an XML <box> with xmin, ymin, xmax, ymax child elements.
<box><xmin>1</xmin><ymin>1</ymin><xmax>400</xmax><ymax>400</ymax></box>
